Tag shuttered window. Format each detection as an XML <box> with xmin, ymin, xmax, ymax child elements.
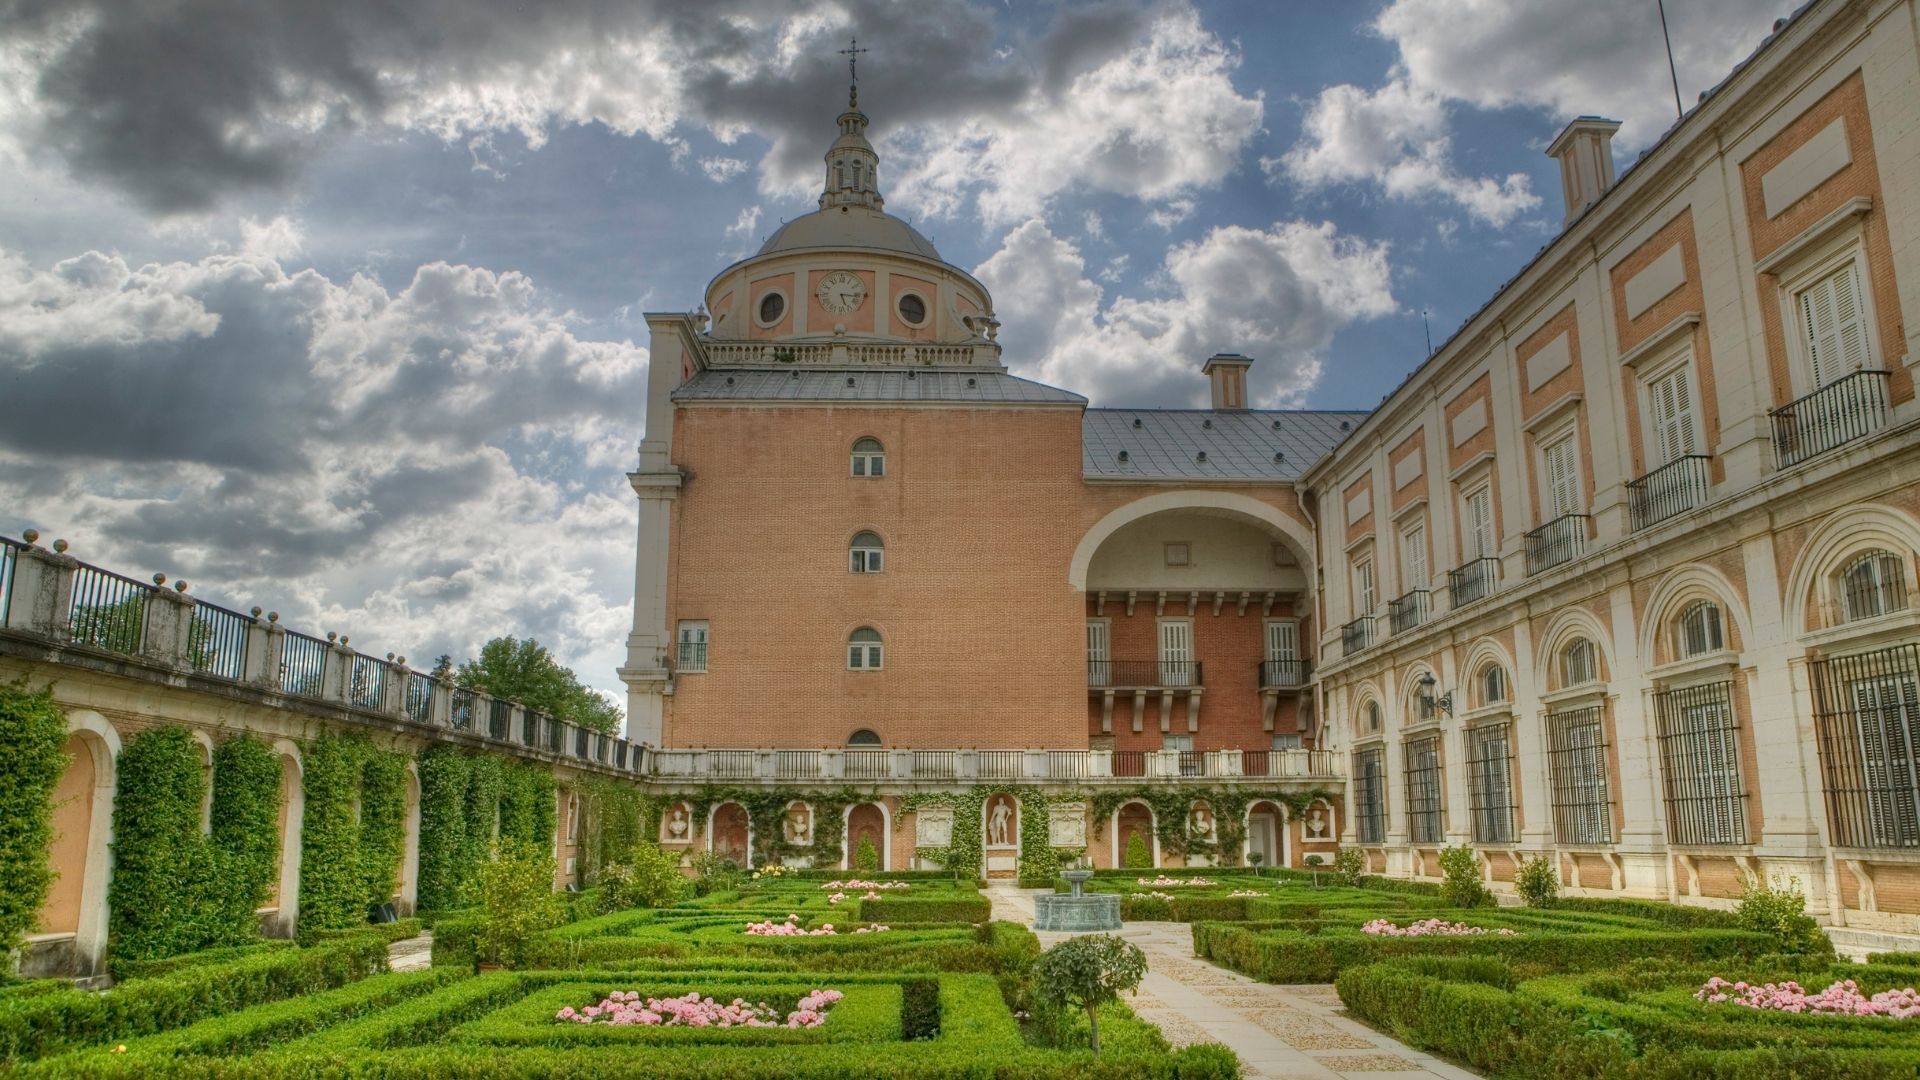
<box><xmin>1544</xmin><ymin>435</ymin><xmax>1581</xmax><ymax>518</ymax></box>
<box><xmin>1464</xmin><ymin>487</ymin><xmax>1495</xmax><ymax>560</ymax></box>
<box><xmin>1798</xmin><ymin>261</ymin><xmax>1872</xmax><ymax>387</ymax></box>
<box><xmin>1354</xmin><ymin>559</ymin><xmax>1376</xmax><ymax>614</ymax></box>
<box><xmin>1648</xmin><ymin>364</ymin><xmax>1698</xmax><ymax>466</ymax></box>
<box><xmin>1401</xmin><ymin>523</ymin><xmax>1428</xmax><ymax>591</ymax></box>
<box><xmin>1086</xmin><ymin>621</ymin><xmax>1110</xmax><ymax>687</ymax></box>
<box><xmin>1355</xmin><ymin>748</ymin><xmax>1387</xmax><ymax>843</ymax></box>
<box><xmin>1405</xmin><ymin>736</ymin><xmax>1443</xmax><ymax>844</ymax></box>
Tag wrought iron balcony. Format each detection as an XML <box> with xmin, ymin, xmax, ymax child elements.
<box><xmin>1341</xmin><ymin>617</ymin><xmax>1374</xmax><ymax>657</ymax></box>
<box><xmin>1770</xmin><ymin>369</ymin><xmax>1890</xmax><ymax>469</ymax></box>
<box><xmin>1087</xmin><ymin>660</ymin><xmax>1203</xmax><ymax>690</ymax></box>
<box><xmin>1524</xmin><ymin>514</ymin><xmax>1590</xmax><ymax>575</ymax></box>
<box><xmin>1627</xmin><ymin>455</ymin><xmax>1710</xmax><ymax>531</ymax></box>
<box><xmin>1258</xmin><ymin>659</ymin><xmax>1311</xmax><ymax>689</ymax></box>
<box><xmin>1448</xmin><ymin>557</ymin><xmax>1500</xmax><ymax>608</ymax></box>
<box><xmin>1388</xmin><ymin>590</ymin><xmax>1430</xmax><ymax>635</ymax></box>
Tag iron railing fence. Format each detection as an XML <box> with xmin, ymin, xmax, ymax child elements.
<box><xmin>1652</xmin><ymin>680</ymin><xmax>1747</xmax><ymax>845</ymax></box>
<box><xmin>485</xmin><ymin>697</ymin><xmax>509</xmax><ymax>740</ymax></box>
<box><xmin>1771</xmin><ymin>369</ymin><xmax>1890</xmax><ymax>469</ymax></box>
<box><xmin>66</xmin><ymin>562</ymin><xmax>154</xmax><ymax>657</ymax></box>
<box><xmin>574</xmin><ymin>726</ymin><xmax>590</xmax><ymax>758</ymax></box>
<box><xmin>405</xmin><ymin>671</ymin><xmax>435</xmax><ymax>724</ymax></box>
<box><xmin>1355</xmin><ymin>747</ymin><xmax>1386</xmax><ymax>844</ymax></box>
<box><xmin>1086</xmin><ymin>660</ymin><xmax>1203</xmax><ymax>688</ymax></box>
<box><xmin>1258</xmin><ymin>659</ymin><xmax>1311</xmax><ymax>689</ymax></box>
<box><xmin>1466</xmin><ymin>723</ymin><xmax>1516</xmax><ymax>844</ymax></box>
<box><xmin>1811</xmin><ymin>642</ymin><xmax>1920</xmax><ymax>849</ymax></box>
<box><xmin>1525</xmin><ymin>514</ymin><xmax>1590</xmax><ymax>575</ymax></box>
<box><xmin>348</xmin><ymin>654</ymin><xmax>388</xmax><ymax>711</ymax></box>
<box><xmin>1342</xmin><ymin>617</ymin><xmax>1373</xmax><ymax>657</ymax></box>
<box><xmin>1112</xmin><ymin>750</ymin><xmax>1147</xmax><ymax>778</ymax></box>
<box><xmin>448</xmin><ymin>688</ymin><xmax>475</xmax><ymax>732</ymax></box>
<box><xmin>280</xmin><ymin>630</ymin><xmax>330</xmax><ymax>699</ymax></box>
<box><xmin>189</xmin><ymin>599</ymin><xmax>253</xmax><ymax>681</ymax></box>
<box><xmin>1404</xmin><ymin>735</ymin><xmax>1443</xmax><ymax>844</ymax></box>
<box><xmin>0</xmin><ymin>536</ymin><xmax>21</xmax><ymax>626</ymax></box>
<box><xmin>1389</xmin><ymin>590</ymin><xmax>1430</xmax><ymax>636</ymax></box>
<box><xmin>1448</xmin><ymin>557</ymin><xmax>1500</xmax><ymax>609</ymax></box>
<box><xmin>1547</xmin><ymin>705</ymin><xmax>1613</xmax><ymax>844</ymax></box>
<box><xmin>1628</xmin><ymin>455</ymin><xmax>1711</xmax><ymax>531</ymax></box>
<box><xmin>520</xmin><ymin>711</ymin><xmax>540</xmax><ymax>746</ymax></box>
<box><xmin>545</xmin><ymin>718</ymin><xmax>564</xmax><ymax>753</ymax></box>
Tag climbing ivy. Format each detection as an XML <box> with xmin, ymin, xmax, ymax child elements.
<box><xmin>208</xmin><ymin>735</ymin><xmax>281</xmax><ymax>936</ymax></box>
<box><xmin>1088</xmin><ymin>785</ymin><xmax>1337</xmax><ymax>864</ymax></box>
<box><xmin>359</xmin><ymin>748</ymin><xmax>409</xmax><ymax>910</ymax></box>
<box><xmin>578</xmin><ymin>777</ymin><xmax>658</xmax><ymax>882</ymax></box>
<box><xmin>415</xmin><ymin>745</ymin><xmax>473</xmax><ymax>912</ymax></box>
<box><xmin>669</xmin><ymin>786</ymin><xmax>881</xmax><ymax>868</ymax></box>
<box><xmin>0</xmin><ymin>681</ymin><xmax>70</xmax><ymax>956</ymax></box>
<box><xmin>499</xmin><ymin>761</ymin><xmax>556</xmax><ymax>849</ymax></box>
<box><xmin>415</xmin><ymin>745</ymin><xmax>556</xmax><ymax>910</ymax></box>
<box><xmin>896</xmin><ymin>786</ymin><xmax>1060</xmax><ymax>880</ymax></box>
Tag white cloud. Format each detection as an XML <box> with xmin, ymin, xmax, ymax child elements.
<box><xmin>1147</xmin><ymin>197</ymin><xmax>1197</xmax><ymax>231</ymax></box>
<box><xmin>700</xmin><ymin>156</ymin><xmax>749</xmax><ymax>183</ymax></box>
<box><xmin>1083</xmin><ymin>210</ymin><xmax>1104</xmax><ymax>241</ymax></box>
<box><xmin>238</xmin><ymin>215</ymin><xmax>306</xmax><ymax>261</ymax></box>
<box><xmin>976</xmin><ymin>218</ymin><xmax>1395</xmax><ymax>408</ymax></box>
<box><xmin>724</xmin><ymin>205</ymin><xmax>762</xmax><ymax>240</ymax></box>
<box><xmin>1281</xmin><ymin>79</ymin><xmax>1537</xmax><ymax>226</ymax></box>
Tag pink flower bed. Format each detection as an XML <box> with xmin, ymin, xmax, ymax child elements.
<box><xmin>556</xmin><ymin>989</ymin><xmax>844</xmax><ymax>1028</ymax></box>
<box><xmin>744</xmin><ymin>914</ymin><xmax>836</xmax><ymax>936</ymax></box>
<box><xmin>820</xmin><ymin>880</ymin><xmax>908</xmax><ymax>891</ymax></box>
<box><xmin>1696</xmin><ymin>977</ymin><xmax>1920</xmax><ymax>1018</ymax></box>
<box><xmin>1360</xmin><ymin>918</ymin><xmax>1517</xmax><ymax>937</ymax></box>
<box><xmin>1136</xmin><ymin>876</ymin><xmax>1215</xmax><ymax>887</ymax></box>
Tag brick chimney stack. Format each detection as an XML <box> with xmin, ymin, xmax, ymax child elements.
<box><xmin>1203</xmin><ymin>353</ymin><xmax>1254</xmax><ymax>410</ymax></box>
<box><xmin>1546</xmin><ymin>116</ymin><xmax>1622</xmax><ymax>224</ymax></box>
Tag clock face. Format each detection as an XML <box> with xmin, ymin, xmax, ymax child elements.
<box><xmin>817</xmin><ymin>271</ymin><xmax>866</xmax><ymax>315</ymax></box>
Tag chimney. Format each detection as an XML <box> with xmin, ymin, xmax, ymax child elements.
<box><xmin>1203</xmin><ymin>353</ymin><xmax>1253</xmax><ymax>410</ymax></box>
<box><xmin>1546</xmin><ymin>116</ymin><xmax>1621</xmax><ymax>224</ymax></box>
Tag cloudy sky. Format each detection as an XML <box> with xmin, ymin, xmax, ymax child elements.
<box><xmin>0</xmin><ymin>0</ymin><xmax>1780</xmax><ymax>721</ymax></box>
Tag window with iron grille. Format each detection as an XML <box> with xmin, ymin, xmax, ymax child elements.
<box><xmin>1653</xmin><ymin>681</ymin><xmax>1746</xmax><ymax>845</ymax></box>
<box><xmin>1355</xmin><ymin>747</ymin><xmax>1386</xmax><ymax>843</ymax></box>
<box><xmin>676</xmin><ymin>620</ymin><xmax>708</xmax><ymax>672</ymax></box>
<box><xmin>1404</xmin><ymin>735</ymin><xmax>1443</xmax><ymax>843</ymax></box>
<box><xmin>1560</xmin><ymin>638</ymin><xmax>1598</xmax><ymax>688</ymax></box>
<box><xmin>1466</xmin><ymin>724</ymin><xmax>1515</xmax><ymax>843</ymax></box>
<box><xmin>1811</xmin><ymin>642</ymin><xmax>1920</xmax><ymax>849</ymax></box>
<box><xmin>1839</xmin><ymin>551</ymin><xmax>1909</xmax><ymax>624</ymax></box>
<box><xmin>1547</xmin><ymin>705</ymin><xmax>1612</xmax><ymax>844</ymax></box>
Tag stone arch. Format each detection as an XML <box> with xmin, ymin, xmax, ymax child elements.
<box><xmin>843</xmin><ymin>802</ymin><xmax>889</xmax><ymax>871</ymax></box>
<box><xmin>1782</xmin><ymin>504</ymin><xmax>1920</xmax><ymax>637</ymax></box>
<box><xmin>1243</xmin><ymin>799</ymin><xmax>1286</xmax><ymax>869</ymax></box>
<box><xmin>1638</xmin><ymin>564</ymin><xmax>1751</xmax><ymax>664</ymax></box>
<box><xmin>1111</xmin><ymin>798</ymin><xmax>1158</xmax><ymax>869</ymax></box>
<box><xmin>398</xmin><ymin>761</ymin><xmax>422</xmax><ymax>916</ymax></box>
<box><xmin>1069</xmin><ymin>490</ymin><xmax>1317</xmax><ymax>591</ymax></box>
<box><xmin>1400</xmin><ymin>661</ymin><xmax>1439</xmax><ymax>723</ymax></box>
<box><xmin>708</xmin><ymin>801</ymin><xmax>752</xmax><ymax>867</ymax></box>
<box><xmin>1461</xmin><ymin>638</ymin><xmax>1516</xmax><ymax>708</ymax></box>
<box><xmin>1537</xmin><ymin>607</ymin><xmax>1614</xmax><ymax>689</ymax></box>
<box><xmin>1351</xmin><ymin>681</ymin><xmax>1385</xmax><ymax>738</ymax></box>
<box><xmin>270</xmin><ymin>738</ymin><xmax>304</xmax><ymax>938</ymax></box>
<box><xmin>41</xmin><ymin>710</ymin><xmax>118</xmax><ymax>976</ymax></box>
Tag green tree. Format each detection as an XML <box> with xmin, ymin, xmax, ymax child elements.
<box><xmin>1123</xmin><ymin>833</ymin><xmax>1152</xmax><ymax>869</ymax></box>
<box><xmin>1031</xmin><ymin>935</ymin><xmax>1148</xmax><ymax>1054</ymax></box>
<box><xmin>1438</xmin><ymin>844</ymin><xmax>1492</xmax><ymax>908</ymax></box>
<box><xmin>476</xmin><ymin>839</ymin><xmax>563</xmax><ymax>969</ymax></box>
<box><xmin>456</xmin><ymin>636</ymin><xmax>622</xmax><ymax>734</ymax></box>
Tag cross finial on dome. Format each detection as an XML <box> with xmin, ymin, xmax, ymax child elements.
<box><xmin>838</xmin><ymin>36</ymin><xmax>868</xmax><ymax>110</ymax></box>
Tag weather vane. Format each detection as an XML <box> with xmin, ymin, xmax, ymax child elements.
<box><xmin>839</xmin><ymin>35</ymin><xmax>869</xmax><ymax>108</ymax></box>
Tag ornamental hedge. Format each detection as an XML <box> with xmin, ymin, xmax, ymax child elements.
<box><xmin>0</xmin><ymin>682</ymin><xmax>70</xmax><ymax>958</ymax></box>
<box><xmin>857</xmin><ymin>895</ymin><xmax>991</xmax><ymax>925</ymax></box>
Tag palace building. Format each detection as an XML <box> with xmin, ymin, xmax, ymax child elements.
<box><xmin>622</xmin><ymin>0</ymin><xmax>1920</xmax><ymax>938</ymax></box>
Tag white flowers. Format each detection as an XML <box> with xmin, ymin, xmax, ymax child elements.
<box><xmin>1360</xmin><ymin>918</ymin><xmax>1515</xmax><ymax>937</ymax></box>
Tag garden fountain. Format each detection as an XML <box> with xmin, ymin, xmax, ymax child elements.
<box><xmin>1033</xmin><ymin>861</ymin><xmax>1121</xmax><ymax>931</ymax></box>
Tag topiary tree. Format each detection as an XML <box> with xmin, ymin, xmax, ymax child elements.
<box><xmin>1333</xmin><ymin>846</ymin><xmax>1367</xmax><ymax>887</ymax></box>
<box><xmin>1734</xmin><ymin>873</ymin><xmax>1831</xmax><ymax>955</ymax></box>
<box><xmin>1515</xmin><ymin>854</ymin><xmax>1559</xmax><ymax>908</ymax></box>
<box><xmin>0</xmin><ymin>682</ymin><xmax>70</xmax><ymax>958</ymax></box>
<box><xmin>1437</xmin><ymin>844</ymin><xmax>1492</xmax><ymax>908</ymax></box>
<box><xmin>1031</xmin><ymin>934</ymin><xmax>1147</xmax><ymax>1054</ymax></box>
<box><xmin>855</xmin><ymin>837</ymin><xmax>881</xmax><ymax>873</ymax></box>
<box><xmin>1123</xmin><ymin>833</ymin><xmax>1152</xmax><ymax>869</ymax></box>
<box><xmin>1305</xmin><ymin>853</ymin><xmax>1325</xmax><ymax>888</ymax></box>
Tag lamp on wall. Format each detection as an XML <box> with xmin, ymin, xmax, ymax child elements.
<box><xmin>1417</xmin><ymin>672</ymin><xmax>1454</xmax><ymax>718</ymax></box>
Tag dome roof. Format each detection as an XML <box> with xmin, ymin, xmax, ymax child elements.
<box><xmin>756</xmin><ymin>206</ymin><xmax>942</xmax><ymax>260</ymax></box>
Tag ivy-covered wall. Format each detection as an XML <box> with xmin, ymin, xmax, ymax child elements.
<box><xmin>577</xmin><ymin>777</ymin><xmax>657</xmax><ymax>883</ymax></box>
<box><xmin>1088</xmin><ymin>786</ymin><xmax>1338</xmax><ymax>865</ymax></box>
<box><xmin>669</xmin><ymin>787</ymin><xmax>879</xmax><ymax>869</ymax></box>
<box><xmin>108</xmin><ymin>727</ymin><xmax>283</xmax><ymax>961</ymax></box>
<box><xmin>296</xmin><ymin>733</ymin><xmax>411</xmax><ymax>940</ymax></box>
<box><xmin>0</xmin><ymin>682</ymin><xmax>70</xmax><ymax>955</ymax></box>
<box><xmin>415</xmin><ymin>745</ymin><xmax>556</xmax><ymax>911</ymax></box>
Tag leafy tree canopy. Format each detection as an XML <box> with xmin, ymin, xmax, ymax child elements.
<box><xmin>456</xmin><ymin>636</ymin><xmax>622</xmax><ymax>734</ymax></box>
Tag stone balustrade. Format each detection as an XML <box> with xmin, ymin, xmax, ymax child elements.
<box><xmin>644</xmin><ymin>746</ymin><xmax>1342</xmax><ymax>785</ymax></box>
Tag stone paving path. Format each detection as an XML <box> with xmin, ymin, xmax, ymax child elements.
<box><xmin>987</xmin><ymin>886</ymin><xmax>1480</xmax><ymax>1080</ymax></box>
<box><xmin>388</xmin><ymin>931</ymin><xmax>433</xmax><ymax>972</ymax></box>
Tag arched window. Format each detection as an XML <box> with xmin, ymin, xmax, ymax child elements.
<box><xmin>1677</xmin><ymin>601</ymin><xmax>1724</xmax><ymax>658</ymax></box>
<box><xmin>1839</xmin><ymin>550</ymin><xmax>1909</xmax><ymax>623</ymax></box>
<box><xmin>851</xmin><ymin>437</ymin><xmax>885</xmax><ymax>477</ymax></box>
<box><xmin>1560</xmin><ymin>638</ymin><xmax>1598</xmax><ymax>688</ymax></box>
<box><xmin>1365</xmin><ymin>700</ymin><xmax>1382</xmax><ymax>732</ymax></box>
<box><xmin>848</xmin><ymin>628</ymin><xmax>883</xmax><ymax>670</ymax></box>
<box><xmin>849</xmin><ymin>531</ymin><xmax>884</xmax><ymax>573</ymax></box>
<box><xmin>1480</xmin><ymin>664</ymin><xmax>1508</xmax><ymax>706</ymax></box>
<box><xmin>846</xmin><ymin>729</ymin><xmax>882</xmax><ymax>746</ymax></box>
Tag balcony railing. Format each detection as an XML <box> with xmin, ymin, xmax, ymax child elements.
<box><xmin>640</xmin><ymin>746</ymin><xmax>1344</xmax><ymax>783</ymax></box>
<box><xmin>1524</xmin><ymin>514</ymin><xmax>1590</xmax><ymax>576</ymax></box>
<box><xmin>1388</xmin><ymin>590</ymin><xmax>1430</xmax><ymax>635</ymax></box>
<box><xmin>1448</xmin><ymin>557</ymin><xmax>1500</xmax><ymax>608</ymax></box>
<box><xmin>1087</xmin><ymin>660</ymin><xmax>1203</xmax><ymax>689</ymax></box>
<box><xmin>1770</xmin><ymin>369</ymin><xmax>1889</xmax><ymax>469</ymax></box>
<box><xmin>1258</xmin><ymin>659</ymin><xmax>1311</xmax><ymax>689</ymax></box>
<box><xmin>1342</xmin><ymin>617</ymin><xmax>1374</xmax><ymax>657</ymax></box>
<box><xmin>1627</xmin><ymin>454</ymin><xmax>1711</xmax><ymax>531</ymax></box>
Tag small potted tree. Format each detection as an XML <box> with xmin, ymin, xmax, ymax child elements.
<box><xmin>475</xmin><ymin>840</ymin><xmax>563</xmax><ymax>972</ymax></box>
<box><xmin>1031</xmin><ymin>934</ymin><xmax>1147</xmax><ymax>1055</ymax></box>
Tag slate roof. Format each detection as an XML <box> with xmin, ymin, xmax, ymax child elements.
<box><xmin>1082</xmin><ymin>408</ymin><xmax>1369</xmax><ymax>481</ymax></box>
<box><xmin>672</xmin><ymin>368</ymin><xmax>1087</xmax><ymax>405</ymax></box>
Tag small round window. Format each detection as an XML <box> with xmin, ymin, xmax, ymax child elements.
<box><xmin>757</xmin><ymin>292</ymin><xmax>786</xmax><ymax>325</ymax></box>
<box><xmin>897</xmin><ymin>292</ymin><xmax>927</xmax><ymax>327</ymax></box>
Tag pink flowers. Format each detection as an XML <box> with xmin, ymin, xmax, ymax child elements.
<box><xmin>1136</xmin><ymin>876</ymin><xmax>1215</xmax><ymax>887</ymax></box>
<box><xmin>1361</xmin><ymin>918</ymin><xmax>1517</xmax><ymax>937</ymax></box>
<box><xmin>556</xmin><ymin>989</ymin><xmax>845</xmax><ymax>1028</ymax></box>
<box><xmin>744</xmin><ymin>914</ymin><xmax>837</xmax><ymax>936</ymax></box>
<box><xmin>1695</xmin><ymin>976</ymin><xmax>1920</xmax><ymax>1018</ymax></box>
<box><xmin>821</xmin><ymin>880</ymin><xmax>907</xmax><ymax>891</ymax></box>
<box><xmin>827</xmin><ymin>892</ymin><xmax>848</xmax><ymax>904</ymax></box>
<box><xmin>1145</xmin><ymin>891</ymin><xmax>1177</xmax><ymax>901</ymax></box>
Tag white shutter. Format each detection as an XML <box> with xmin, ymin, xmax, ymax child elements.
<box><xmin>1401</xmin><ymin>525</ymin><xmax>1428</xmax><ymax>591</ymax></box>
<box><xmin>1265</xmin><ymin>620</ymin><xmax>1299</xmax><ymax>663</ymax></box>
<box><xmin>1800</xmin><ymin>262</ymin><xmax>1871</xmax><ymax>386</ymax></box>
<box><xmin>1354</xmin><ymin>559</ymin><xmax>1376</xmax><ymax>613</ymax></box>
<box><xmin>1158</xmin><ymin>620</ymin><xmax>1193</xmax><ymax>687</ymax></box>
<box><xmin>1544</xmin><ymin>437</ymin><xmax>1581</xmax><ymax>518</ymax></box>
<box><xmin>1649</xmin><ymin>366</ymin><xmax>1697</xmax><ymax>465</ymax></box>
<box><xmin>1086</xmin><ymin>621</ymin><xmax>1110</xmax><ymax>687</ymax></box>
<box><xmin>1465</xmin><ymin>488</ymin><xmax>1495</xmax><ymax>559</ymax></box>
